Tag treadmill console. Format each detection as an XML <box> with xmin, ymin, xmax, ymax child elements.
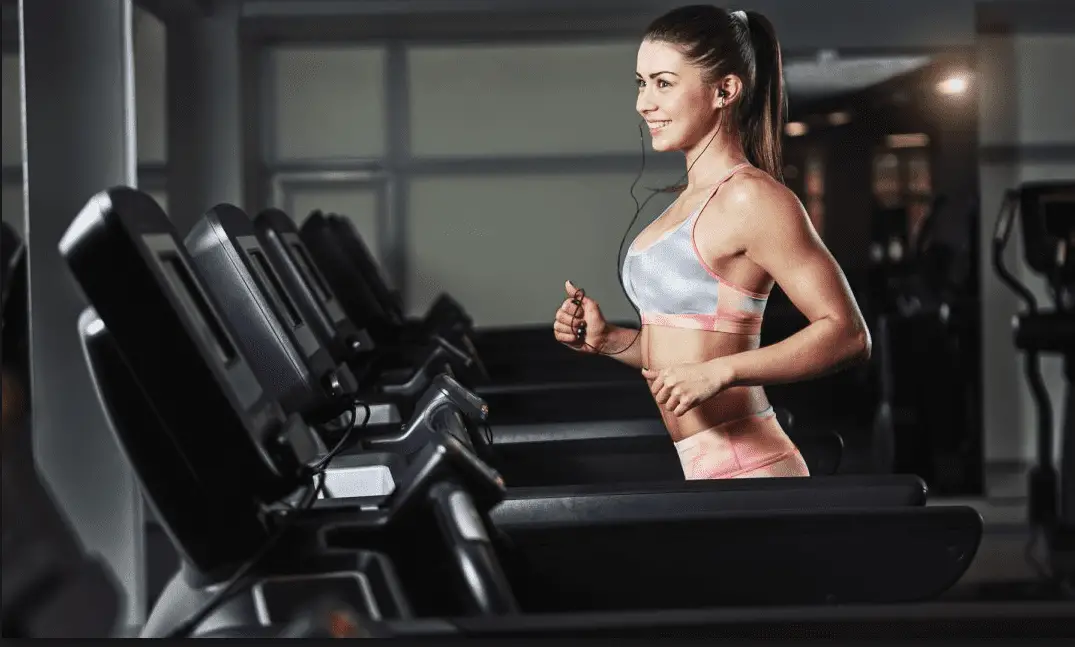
<box><xmin>254</xmin><ymin>208</ymin><xmax>373</xmax><ymax>364</ymax></box>
<box><xmin>186</xmin><ymin>204</ymin><xmax>358</xmax><ymax>422</ymax></box>
<box><xmin>61</xmin><ymin>188</ymin><xmax>323</xmax><ymax>573</ymax></box>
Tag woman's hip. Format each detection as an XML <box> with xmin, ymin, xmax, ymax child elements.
<box><xmin>672</xmin><ymin>407</ymin><xmax>809</xmax><ymax>480</ymax></box>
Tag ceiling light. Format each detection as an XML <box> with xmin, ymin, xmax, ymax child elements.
<box><xmin>937</xmin><ymin>74</ymin><xmax>970</xmax><ymax>95</ymax></box>
<box><xmin>785</xmin><ymin>122</ymin><xmax>809</xmax><ymax>137</ymax></box>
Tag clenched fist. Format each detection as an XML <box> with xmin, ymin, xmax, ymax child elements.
<box><xmin>553</xmin><ymin>280</ymin><xmax>609</xmax><ymax>354</ymax></box>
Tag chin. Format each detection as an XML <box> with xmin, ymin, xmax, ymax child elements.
<box><xmin>650</xmin><ymin>132</ymin><xmax>691</xmax><ymax>154</ymax></box>
<box><xmin>650</xmin><ymin>137</ymin><xmax>679</xmax><ymax>153</ymax></box>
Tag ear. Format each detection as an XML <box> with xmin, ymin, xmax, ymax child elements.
<box><xmin>713</xmin><ymin>74</ymin><xmax>745</xmax><ymax>109</ymax></box>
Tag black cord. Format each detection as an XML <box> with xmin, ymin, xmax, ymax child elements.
<box><xmin>569</xmin><ymin>116</ymin><xmax>724</xmax><ymax>356</ymax></box>
<box><xmin>312</xmin><ymin>400</ymin><xmax>371</xmax><ymax>473</ymax></box>
<box><xmin>163</xmin><ymin>482</ymin><xmax>319</xmax><ymax>638</ymax></box>
<box><xmin>164</xmin><ymin>400</ymin><xmax>372</xmax><ymax>638</ymax></box>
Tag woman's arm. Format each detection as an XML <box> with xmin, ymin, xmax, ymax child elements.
<box><xmin>600</xmin><ymin>325</ymin><xmax>645</xmax><ymax>369</ymax></box>
<box><xmin>710</xmin><ymin>177</ymin><xmax>871</xmax><ymax>388</ymax></box>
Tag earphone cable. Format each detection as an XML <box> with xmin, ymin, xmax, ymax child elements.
<box><xmin>570</xmin><ymin>112</ymin><xmax>725</xmax><ymax>356</ymax></box>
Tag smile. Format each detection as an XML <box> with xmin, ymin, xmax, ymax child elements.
<box><xmin>647</xmin><ymin>120</ymin><xmax>671</xmax><ymax>133</ymax></box>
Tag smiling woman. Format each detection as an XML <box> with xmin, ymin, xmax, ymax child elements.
<box><xmin>552</xmin><ymin>5</ymin><xmax>872</xmax><ymax>481</ymax></box>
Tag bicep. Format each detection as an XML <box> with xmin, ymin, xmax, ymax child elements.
<box><xmin>745</xmin><ymin>200</ymin><xmax>862</xmax><ymax>326</ymax></box>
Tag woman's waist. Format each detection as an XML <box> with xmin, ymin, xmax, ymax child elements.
<box><xmin>642</xmin><ymin>325</ymin><xmax>760</xmax><ymax>362</ymax></box>
<box><xmin>662</xmin><ymin>386</ymin><xmax>774</xmax><ymax>441</ymax></box>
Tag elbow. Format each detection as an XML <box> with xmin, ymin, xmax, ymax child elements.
<box><xmin>849</xmin><ymin>321</ymin><xmax>872</xmax><ymax>365</ymax></box>
<box><xmin>829</xmin><ymin>316</ymin><xmax>871</xmax><ymax>367</ymax></box>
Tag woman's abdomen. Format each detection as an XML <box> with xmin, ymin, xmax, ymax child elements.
<box><xmin>641</xmin><ymin>325</ymin><xmax>772</xmax><ymax>440</ymax></box>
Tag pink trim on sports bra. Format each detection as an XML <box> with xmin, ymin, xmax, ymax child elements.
<box><xmin>622</xmin><ymin>163</ymin><xmax>769</xmax><ymax>334</ymax></box>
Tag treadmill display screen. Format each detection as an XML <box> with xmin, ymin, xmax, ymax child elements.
<box><xmin>158</xmin><ymin>251</ymin><xmax>237</xmax><ymax>367</ymax></box>
<box><xmin>291</xmin><ymin>243</ymin><xmax>333</xmax><ymax>305</ymax></box>
<box><xmin>248</xmin><ymin>247</ymin><xmax>304</xmax><ymax>329</ymax></box>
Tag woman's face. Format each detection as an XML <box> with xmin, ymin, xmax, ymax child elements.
<box><xmin>635</xmin><ymin>39</ymin><xmax>722</xmax><ymax>153</ymax></box>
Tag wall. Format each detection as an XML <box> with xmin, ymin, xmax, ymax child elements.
<box><xmin>1</xmin><ymin>7</ymin><xmax>169</xmax><ymax>235</ymax></box>
<box><xmin>1</xmin><ymin>6</ymin><xmax>169</xmax><ymax>630</ymax></box>
<box><xmin>262</xmin><ymin>41</ymin><xmax>682</xmax><ymax>328</ymax></box>
<box><xmin>978</xmin><ymin>29</ymin><xmax>1074</xmax><ymax>476</ymax></box>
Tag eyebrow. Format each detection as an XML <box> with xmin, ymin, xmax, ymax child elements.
<box><xmin>635</xmin><ymin>71</ymin><xmax>679</xmax><ymax>78</ymax></box>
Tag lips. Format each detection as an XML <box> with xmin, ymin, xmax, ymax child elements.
<box><xmin>647</xmin><ymin>120</ymin><xmax>671</xmax><ymax>134</ymax></box>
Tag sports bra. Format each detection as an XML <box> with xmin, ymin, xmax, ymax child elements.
<box><xmin>622</xmin><ymin>162</ymin><xmax>769</xmax><ymax>335</ymax></box>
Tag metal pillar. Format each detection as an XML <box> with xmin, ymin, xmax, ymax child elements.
<box><xmin>20</xmin><ymin>0</ymin><xmax>144</xmax><ymax>629</ymax></box>
<box><xmin>167</xmin><ymin>0</ymin><xmax>243</xmax><ymax>233</ymax></box>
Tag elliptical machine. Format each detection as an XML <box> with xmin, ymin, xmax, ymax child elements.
<box><xmin>992</xmin><ymin>180</ymin><xmax>1074</xmax><ymax>597</ymax></box>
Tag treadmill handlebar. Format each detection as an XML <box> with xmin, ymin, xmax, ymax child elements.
<box><xmin>428</xmin><ymin>481</ymin><xmax>519</xmax><ymax>617</ymax></box>
<box><xmin>365</xmin><ymin>374</ymin><xmax>487</xmax><ymax>455</ymax></box>
<box><xmin>378</xmin><ymin>341</ymin><xmax>459</xmax><ymax>397</ymax></box>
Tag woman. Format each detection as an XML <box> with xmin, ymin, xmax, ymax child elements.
<box><xmin>552</xmin><ymin>5</ymin><xmax>871</xmax><ymax>480</ymax></box>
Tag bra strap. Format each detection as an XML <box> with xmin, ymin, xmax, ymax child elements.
<box><xmin>691</xmin><ymin>162</ymin><xmax>753</xmax><ymax>220</ymax></box>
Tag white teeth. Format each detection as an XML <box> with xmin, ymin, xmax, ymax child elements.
<box><xmin>649</xmin><ymin>121</ymin><xmax>670</xmax><ymax>130</ymax></box>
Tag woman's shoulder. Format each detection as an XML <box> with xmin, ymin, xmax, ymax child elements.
<box><xmin>704</xmin><ymin>168</ymin><xmax>806</xmax><ymax>229</ymax></box>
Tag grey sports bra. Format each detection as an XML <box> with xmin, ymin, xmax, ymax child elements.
<box><xmin>622</xmin><ymin>163</ymin><xmax>769</xmax><ymax>334</ymax></box>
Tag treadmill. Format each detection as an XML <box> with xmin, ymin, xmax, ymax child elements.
<box><xmin>203</xmin><ymin>198</ymin><xmax>840</xmax><ymax>489</ymax></box>
<box><xmin>296</xmin><ymin>210</ymin><xmax>658</xmax><ymax>405</ymax></box>
<box><xmin>61</xmin><ymin>188</ymin><xmax>983</xmax><ymax>630</ymax></box>
<box><xmin>262</xmin><ymin>207</ymin><xmax>845</xmax><ymax>483</ymax></box>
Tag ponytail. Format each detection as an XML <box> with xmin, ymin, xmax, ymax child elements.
<box><xmin>742</xmin><ymin>11</ymin><xmax>786</xmax><ymax>183</ymax></box>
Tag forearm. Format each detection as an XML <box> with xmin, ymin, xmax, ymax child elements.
<box><xmin>720</xmin><ymin>317</ymin><xmax>870</xmax><ymax>388</ymax></box>
<box><xmin>601</xmin><ymin>325</ymin><xmax>645</xmax><ymax>369</ymax></box>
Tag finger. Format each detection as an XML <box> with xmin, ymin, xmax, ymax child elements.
<box><xmin>553</xmin><ymin>321</ymin><xmax>575</xmax><ymax>336</ymax></box>
<box><xmin>655</xmin><ymin>384</ymin><xmax>673</xmax><ymax>404</ymax></box>
<box><xmin>556</xmin><ymin>310</ymin><xmax>580</xmax><ymax>326</ymax></box>
<box><xmin>647</xmin><ymin>373</ymin><xmax>664</xmax><ymax>393</ymax></box>
<box><xmin>565</xmin><ymin>279</ymin><xmax>578</xmax><ymax>297</ymax></box>
<box><xmin>641</xmin><ymin>367</ymin><xmax>659</xmax><ymax>380</ymax></box>
<box><xmin>673</xmin><ymin>401</ymin><xmax>691</xmax><ymax>416</ymax></box>
<box><xmin>554</xmin><ymin>329</ymin><xmax>582</xmax><ymax>345</ymax></box>
<box><xmin>664</xmin><ymin>394</ymin><xmax>681</xmax><ymax>413</ymax></box>
<box><xmin>560</xmin><ymin>298</ymin><xmax>582</xmax><ymax>313</ymax></box>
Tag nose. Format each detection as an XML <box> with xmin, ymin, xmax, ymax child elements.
<box><xmin>636</xmin><ymin>87</ymin><xmax>656</xmax><ymax>117</ymax></box>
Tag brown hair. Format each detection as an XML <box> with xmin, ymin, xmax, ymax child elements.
<box><xmin>644</xmin><ymin>5</ymin><xmax>787</xmax><ymax>182</ymax></box>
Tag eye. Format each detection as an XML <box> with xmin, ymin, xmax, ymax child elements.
<box><xmin>657</xmin><ymin>79</ymin><xmax>672</xmax><ymax>89</ymax></box>
<box><xmin>635</xmin><ymin>78</ymin><xmax>645</xmax><ymax>89</ymax></box>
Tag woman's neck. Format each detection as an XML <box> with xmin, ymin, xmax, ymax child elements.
<box><xmin>683</xmin><ymin>125</ymin><xmax>749</xmax><ymax>190</ymax></box>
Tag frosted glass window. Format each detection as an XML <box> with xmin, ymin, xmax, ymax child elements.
<box><xmin>287</xmin><ymin>185</ymin><xmax>382</xmax><ymax>265</ymax></box>
<box><xmin>407</xmin><ymin>170</ymin><xmax>682</xmax><ymax>327</ymax></box>
<box><xmin>3</xmin><ymin>183</ymin><xmax>24</xmax><ymax>237</ymax></box>
<box><xmin>2</xmin><ymin>55</ymin><xmax>22</xmax><ymax>167</ymax></box>
<box><xmin>135</xmin><ymin>8</ymin><xmax>167</xmax><ymax>163</ymax></box>
<box><xmin>409</xmin><ymin>42</ymin><xmax>645</xmax><ymax>157</ymax></box>
<box><xmin>1015</xmin><ymin>34</ymin><xmax>1075</xmax><ymax>144</ymax></box>
<box><xmin>270</xmin><ymin>47</ymin><xmax>386</xmax><ymax>160</ymax></box>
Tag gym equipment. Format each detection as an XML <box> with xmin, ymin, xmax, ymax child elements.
<box><xmin>871</xmin><ymin>193</ymin><xmax>983</xmax><ymax>493</ymax></box>
<box><xmin>992</xmin><ymin>180</ymin><xmax>1074</xmax><ymax>594</ymax></box>
<box><xmin>297</xmin><ymin>211</ymin><xmax>631</xmax><ymax>387</ymax></box>
<box><xmin>62</xmin><ymin>188</ymin><xmax>983</xmax><ymax>634</ymax></box>
<box><xmin>185</xmin><ymin>204</ymin><xmax>362</xmax><ymax>425</ymax></box>
<box><xmin>253</xmin><ymin>208</ymin><xmax>475</xmax><ymax>407</ymax></box>
<box><xmin>62</xmin><ymin>188</ymin><xmax>516</xmax><ymax>636</ymax></box>
<box><xmin>257</xmin><ymin>208</ymin><xmax>845</xmax><ymax>481</ymax></box>
<box><xmin>60</xmin><ymin>188</ymin><xmax>321</xmax><ymax>576</ymax></box>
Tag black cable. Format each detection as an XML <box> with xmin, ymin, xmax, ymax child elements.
<box><xmin>312</xmin><ymin>400</ymin><xmax>371</xmax><ymax>473</ymax></box>
<box><xmin>164</xmin><ymin>400</ymin><xmax>372</xmax><ymax>638</ymax></box>
<box><xmin>162</xmin><ymin>483</ymin><xmax>318</xmax><ymax>638</ymax></box>
<box><xmin>568</xmin><ymin>115</ymin><xmax>725</xmax><ymax>356</ymax></box>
